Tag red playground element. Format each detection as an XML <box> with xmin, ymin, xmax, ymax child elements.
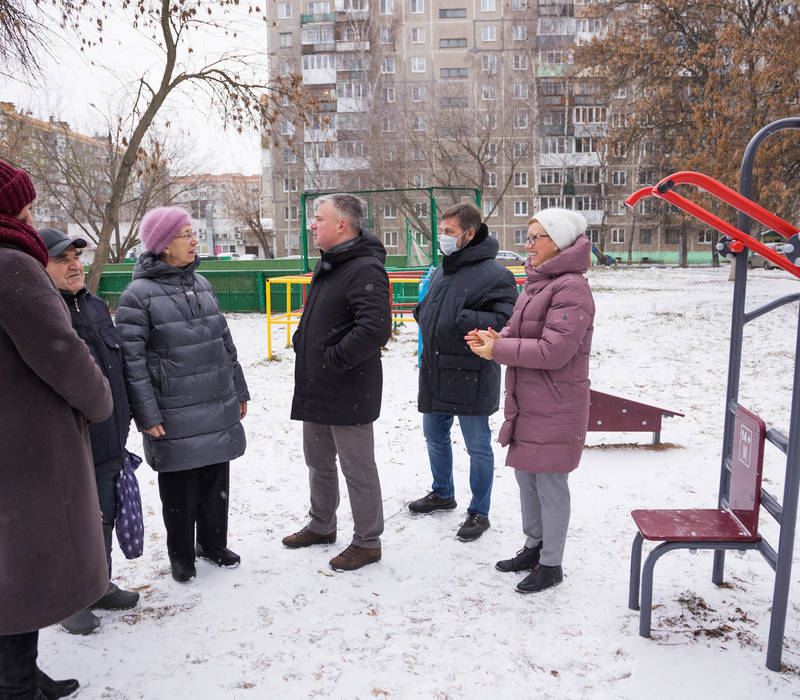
<box><xmin>588</xmin><ymin>390</ymin><xmax>684</xmax><ymax>444</ymax></box>
<box><xmin>626</xmin><ymin>171</ymin><xmax>800</xmax><ymax>278</ymax></box>
<box><xmin>629</xmin><ymin>406</ymin><xmax>767</xmax><ymax>636</ymax></box>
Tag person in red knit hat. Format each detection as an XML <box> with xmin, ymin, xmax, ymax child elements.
<box><xmin>0</xmin><ymin>160</ymin><xmax>113</xmax><ymax>699</ymax></box>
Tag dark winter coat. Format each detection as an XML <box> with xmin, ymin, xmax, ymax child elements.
<box><xmin>291</xmin><ymin>232</ymin><xmax>392</xmax><ymax>426</ymax></box>
<box><xmin>116</xmin><ymin>253</ymin><xmax>249</xmax><ymax>472</ymax></box>
<box><xmin>63</xmin><ymin>287</ymin><xmax>131</xmax><ymax>475</ymax></box>
<box><xmin>0</xmin><ymin>237</ymin><xmax>112</xmax><ymax>635</ymax></box>
<box><xmin>416</xmin><ymin>235</ymin><xmax>517</xmax><ymax>415</ymax></box>
<box><xmin>492</xmin><ymin>235</ymin><xmax>595</xmax><ymax>474</ymax></box>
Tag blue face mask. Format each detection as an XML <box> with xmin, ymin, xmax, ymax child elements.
<box><xmin>439</xmin><ymin>230</ymin><xmax>468</xmax><ymax>256</ymax></box>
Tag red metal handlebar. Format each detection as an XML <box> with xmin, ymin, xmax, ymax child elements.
<box><xmin>625</xmin><ymin>171</ymin><xmax>800</xmax><ymax>278</ymax></box>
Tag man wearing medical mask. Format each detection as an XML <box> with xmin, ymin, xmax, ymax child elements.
<box><xmin>410</xmin><ymin>202</ymin><xmax>518</xmax><ymax>541</ymax></box>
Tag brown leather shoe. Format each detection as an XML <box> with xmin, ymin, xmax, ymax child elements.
<box><xmin>282</xmin><ymin>526</ymin><xmax>336</xmax><ymax>549</ymax></box>
<box><xmin>329</xmin><ymin>544</ymin><xmax>382</xmax><ymax>571</ymax></box>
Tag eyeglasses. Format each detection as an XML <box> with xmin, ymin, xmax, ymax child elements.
<box><xmin>526</xmin><ymin>234</ymin><xmax>550</xmax><ymax>244</ymax></box>
<box><xmin>173</xmin><ymin>231</ymin><xmax>195</xmax><ymax>240</ymax></box>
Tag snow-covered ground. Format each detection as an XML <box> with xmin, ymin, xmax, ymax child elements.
<box><xmin>40</xmin><ymin>266</ymin><xmax>800</xmax><ymax>699</ymax></box>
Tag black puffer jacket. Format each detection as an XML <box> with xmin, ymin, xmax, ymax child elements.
<box><xmin>63</xmin><ymin>287</ymin><xmax>131</xmax><ymax>475</ymax></box>
<box><xmin>416</xmin><ymin>235</ymin><xmax>517</xmax><ymax>415</ymax></box>
<box><xmin>291</xmin><ymin>232</ymin><xmax>392</xmax><ymax>426</ymax></box>
<box><xmin>116</xmin><ymin>254</ymin><xmax>249</xmax><ymax>472</ymax></box>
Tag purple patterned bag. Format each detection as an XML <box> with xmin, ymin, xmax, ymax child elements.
<box><xmin>115</xmin><ymin>450</ymin><xmax>144</xmax><ymax>559</ymax></box>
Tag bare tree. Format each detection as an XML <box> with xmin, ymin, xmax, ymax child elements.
<box><xmin>227</xmin><ymin>177</ymin><xmax>274</xmax><ymax>257</ymax></box>
<box><xmin>69</xmin><ymin>0</ymin><xmax>315</xmax><ymax>290</ymax></box>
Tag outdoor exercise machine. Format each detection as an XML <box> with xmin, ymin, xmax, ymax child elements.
<box><xmin>624</xmin><ymin>117</ymin><xmax>800</xmax><ymax>671</ymax></box>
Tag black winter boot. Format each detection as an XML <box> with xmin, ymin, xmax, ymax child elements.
<box><xmin>516</xmin><ymin>564</ymin><xmax>563</xmax><ymax>594</ymax></box>
<box><xmin>34</xmin><ymin>667</ymin><xmax>79</xmax><ymax>699</ymax></box>
<box><xmin>0</xmin><ymin>631</ymin><xmax>38</xmax><ymax>699</ymax></box>
<box><xmin>196</xmin><ymin>544</ymin><xmax>241</xmax><ymax>568</ymax></box>
<box><xmin>170</xmin><ymin>559</ymin><xmax>196</xmax><ymax>583</ymax></box>
<box><xmin>495</xmin><ymin>543</ymin><xmax>542</xmax><ymax>573</ymax></box>
<box><xmin>408</xmin><ymin>491</ymin><xmax>457</xmax><ymax>514</ymax></box>
<box><xmin>92</xmin><ymin>582</ymin><xmax>139</xmax><ymax>611</ymax></box>
<box><xmin>456</xmin><ymin>511</ymin><xmax>490</xmax><ymax>541</ymax></box>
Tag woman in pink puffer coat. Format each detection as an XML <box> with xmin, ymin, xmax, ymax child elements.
<box><xmin>467</xmin><ymin>208</ymin><xmax>594</xmax><ymax>594</ymax></box>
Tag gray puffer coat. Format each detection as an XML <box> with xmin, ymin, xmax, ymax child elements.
<box><xmin>116</xmin><ymin>253</ymin><xmax>249</xmax><ymax>472</ymax></box>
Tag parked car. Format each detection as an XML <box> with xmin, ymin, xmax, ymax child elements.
<box><xmin>749</xmin><ymin>241</ymin><xmax>784</xmax><ymax>269</ymax></box>
<box><xmin>496</xmin><ymin>249</ymin><xmax>527</xmax><ymax>266</ymax></box>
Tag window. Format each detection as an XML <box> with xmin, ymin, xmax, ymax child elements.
<box><xmin>283</xmin><ymin>177</ymin><xmax>297</xmax><ymax>192</ymax></box>
<box><xmin>611</xmin><ymin>227</ymin><xmax>625</xmax><ymax>244</ymax></box>
<box><xmin>511</xmin><ymin>0</ymin><xmax>528</xmax><ymax>9</ymax></box>
<box><xmin>539</xmin><ymin>196</ymin><xmax>561</xmax><ymax>209</ymax></box>
<box><xmin>302</xmin><ymin>54</ymin><xmax>335</xmax><ymax>70</ymax></box>
<box><xmin>412</xmin><ymin>173</ymin><xmax>425</xmax><ymax>187</ymax></box>
<box><xmin>380</xmin><ymin>0</ymin><xmax>394</xmax><ymax>13</ymax></box>
<box><xmin>483</xmin><ymin>199</ymin><xmax>496</xmax><ymax>217</ymax></box>
<box><xmin>574</xmin><ymin>107</ymin><xmax>607</xmax><ymax>123</ymax></box>
<box><xmin>412</xmin><ymin>86</ymin><xmax>428</xmax><ymax>102</ymax></box>
<box><xmin>439</xmin><ymin>8</ymin><xmax>467</xmax><ymax>18</ymax></box>
<box><xmin>514</xmin><ymin>229</ymin><xmax>526</xmax><ymax>245</ymax></box>
<box><xmin>514</xmin><ymin>113</ymin><xmax>528</xmax><ymax>129</ymax></box>
<box><xmin>307</xmin><ymin>1</ymin><xmax>330</xmax><ymax>12</ymax></box>
<box><xmin>612</xmin><ymin>170</ymin><xmax>627</xmax><ymax>186</ymax></box>
<box><xmin>512</xmin><ymin>24</ymin><xmax>527</xmax><ymax>40</ymax></box>
<box><xmin>614</xmin><ymin>141</ymin><xmax>628</xmax><ymax>157</ymax></box>
<box><xmin>383</xmin><ymin>203</ymin><xmax>397</xmax><ymax>218</ymax></box>
<box><xmin>513</xmin><ymin>142</ymin><xmax>529</xmax><ymax>157</ymax></box>
<box><xmin>280</xmin><ymin>118</ymin><xmax>295</xmax><ymax>136</ymax></box>
<box><xmin>481</xmin><ymin>0</ymin><xmax>496</xmax><ymax>10</ymax></box>
<box><xmin>639</xmin><ymin>228</ymin><xmax>653</xmax><ymax>244</ymax></box>
<box><xmin>640</xmin><ymin>170</ymin><xmax>655</xmax><ymax>185</ymax></box>
<box><xmin>512</xmin><ymin>54</ymin><xmax>528</xmax><ymax>70</ymax></box>
<box><xmin>512</xmin><ymin>83</ymin><xmax>528</xmax><ymax>99</ymax></box>
<box><xmin>380</xmin><ymin>28</ymin><xmax>392</xmax><ymax>44</ymax></box>
<box><xmin>539</xmin><ymin>48</ymin><xmax>572</xmax><ymax>64</ymax></box>
<box><xmin>540</xmin><ymin>169</ymin><xmax>566</xmax><ymax>184</ymax></box>
<box><xmin>411</xmin><ymin>27</ymin><xmax>425</xmax><ymax>43</ymax></box>
<box><xmin>383</xmin><ymin>86</ymin><xmax>395</xmax><ymax>103</ymax></box>
<box><xmin>383</xmin><ymin>230</ymin><xmax>398</xmax><ymax>247</ymax></box>
<box><xmin>698</xmin><ymin>229</ymin><xmax>713</xmax><ymax>245</ymax></box>
<box><xmin>574</xmin><ymin>137</ymin><xmax>598</xmax><ymax>153</ymax></box>
<box><xmin>440</xmin><ymin>37</ymin><xmax>467</xmax><ymax>48</ymax></box>
<box><xmin>576</xmin><ymin>167</ymin><xmax>602</xmax><ymax>184</ymax></box>
<box><xmin>482</xmin><ymin>85</ymin><xmax>496</xmax><ymax>101</ymax></box>
<box><xmin>279</xmin><ymin>32</ymin><xmax>293</xmax><ymax>48</ymax></box>
<box><xmin>284</xmin><ymin>205</ymin><xmax>299</xmax><ymax>221</ymax></box>
<box><xmin>641</xmin><ymin>142</ymin><xmax>655</xmax><ymax>156</ymax></box>
<box><xmin>381</xmin><ymin>57</ymin><xmax>396</xmax><ymax>73</ymax></box>
<box><xmin>482</xmin><ymin>55</ymin><xmax>497</xmax><ymax>73</ymax></box>
<box><xmin>611</xmin><ymin>200</ymin><xmax>626</xmax><ymax>215</ymax></box>
<box><xmin>480</xmin><ymin>112</ymin><xmax>497</xmax><ymax>129</ymax></box>
<box><xmin>410</xmin><ymin>0</ymin><xmax>424</xmax><ymax>13</ymax></box>
<box><xmin>514</xmin><ymin>171</ymin><xmax>528</xmax><ymax>187</ymax></box>
<box><xmin>336</xmin><ymin>82</ymin><xmax>367</xmax><ymax>99</ymax></box>
<box><xmin>412</xmin><ymin>115</ymin><xmax>426</xmax><ymax>131</ymax></box>
<box><xmin>485</xmin><ymin>171</ymin><xmax>497</xmax><ymax>187</ymax></box>
<box><xmin>381</xmin><ymin>116</ymin><xmax>396</xmax><ymax>132</ymax></box>
<box><xmin>412</xmin><ymin>147</ymin><xmax>424</xmax><ymax>160</ymax></box>
<box><xmin>337</xmin><ymin>141</ymin><xmax>367</xmax><ymax>159</ymax></box>
<box><xmin>481</xmin><ymin>26</ymin><xmax>497</xmax><ymax>41</ymax></box>
<box><xmin>279</xmin><ymin>60</ymin><xmax>291</xmax><ymax>77</ymax></box>
<box><xmin>441</xmin><ymin>96</ymin><xmax>468</xmax><ymax>108</ymax></box>
<box><xmin>441</xmin><ymin>67</ymin><xmax>468</xmax><ymax>78</ymax></box>
<box><xmin>412</xmin><ymin>57</ymin><xmax>426</xmax><ymax>73</ymax></box>
<box><xmin>585</xmin><ymin>228</ymin><xmax>600</xmax><ymax>244</ymax></box>
<box><xmin>278</xmin><ymin>3</ymin><xmax>292</xmax><ymax>18</ymax></box>
<box><xmin>514</xmin><ymin>200</ymin><xmax>529</xmax><ymax>217</ymax></box>
<box><xmin>615</xmin><ymin>87</ymin><xmax>627</xmax><ymax>99</ymax></box>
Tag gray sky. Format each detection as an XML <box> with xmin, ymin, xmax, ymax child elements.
<box><xmin>5</xmin><ymin>4</ymin><xmax>268</xmax><ymax>175</ymax></box>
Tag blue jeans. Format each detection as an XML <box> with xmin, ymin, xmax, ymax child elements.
<box><xmin>422</xmin><ymin>413</ymin><xmax>494</xmax><ymax>517</ymax></box>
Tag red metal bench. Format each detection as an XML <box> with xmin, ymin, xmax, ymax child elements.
<box><xmin>628</xmin><ymin>406</ymin><xmax>766</xmax><ymax>636</ymax></box>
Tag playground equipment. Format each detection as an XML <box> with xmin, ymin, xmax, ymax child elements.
<box><xmin>625</xmin><ymin>117</ymin><xmax>800</xmax><ymax>671</ymax></box>
<box><xmin>592</xmin><ymin>244</ymin><xmax>617</xmax><ymax>266</ymax></box>
<box><xmin>587</xmin><ymin>390</ymin><xmax>682</xmax><ymax>444</ymax></box>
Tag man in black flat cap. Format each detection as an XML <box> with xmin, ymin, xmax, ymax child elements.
<box><xmin>40</xmin><ymin>228</ymin><xmax>140</xmax><ymax>636</ymax></box>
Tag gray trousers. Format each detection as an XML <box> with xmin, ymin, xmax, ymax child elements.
<box><xmin>303</xmin><ymin>422</ymin><xmax>384</xmax><ymax>549</ymax></box>
<box><xmin>515</xmin><ymin>470</ymin><xmax>571</xmax><ymax>567</ymax></box>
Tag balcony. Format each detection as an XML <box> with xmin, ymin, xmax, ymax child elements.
<box><xmin>301</xmin><ymin>12</ymin><xmax>335</xmax><ymax>24</ymax></box>
<box><xmin>335</xmin><ymin>10</ymin><xmax>369</xmax><ymax>22</ymax></box>
<box><xmin>336</xmin><ymin>40</ymin><xmax>370</xmax><ymax>52</ymax></box>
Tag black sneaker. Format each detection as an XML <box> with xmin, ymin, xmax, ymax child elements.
<box><xmin>456</xmin><ymin>511</ymin><xmax>490</xmax><ymax>541</ymax></box>
<box><xmin>408</xmin><ymin>491</ymin><xmax>457</xmax><ymax>514</ymax></box>
<box><xmin>59</xmin><ymin>609</ymin><xmax>100</xmax><ymax>635</ymax></box>
<box><xmin>496</xmin><ymin>543</ymin><xmax>542</xmax><ymax>573</ymax></box>
<box><xmin>92</xmin><ymin>582</ymin><xmax>140</xmax><ymax>610</ymax></box>
<box><xmin>516</xmin><ymin>564</ymin><xmax>563</xmax><ymax>594</ymax></box>
<box><xmin>170</xmin><ymin>559</ymin><xmax>197</xmax><ymax>583</ymax></box>
<box><xmin>196</xmin><ymin>544</ymin><xmax>241</xmax><ymax>568</ymax></box>
<box><xmin>35</xmin><ymin>666</ymin><xmax>79</xmax><ymax>699</ymax></box>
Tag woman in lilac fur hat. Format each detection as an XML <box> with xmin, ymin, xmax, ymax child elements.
<box><xmin>116</xmin><ymin>207</ymin><xmax>250</xmax><ymax>583</ymax></box>
<box><xmin>467</xmin><ymin>208</ymin><xmax>595</xmax><ymax>595</ymax></box>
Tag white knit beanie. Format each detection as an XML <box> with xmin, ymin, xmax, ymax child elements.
<box><xmin>532</xmin><ymin>208</ymin><xmax>587</xmax><ymax>251</ymax></box>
